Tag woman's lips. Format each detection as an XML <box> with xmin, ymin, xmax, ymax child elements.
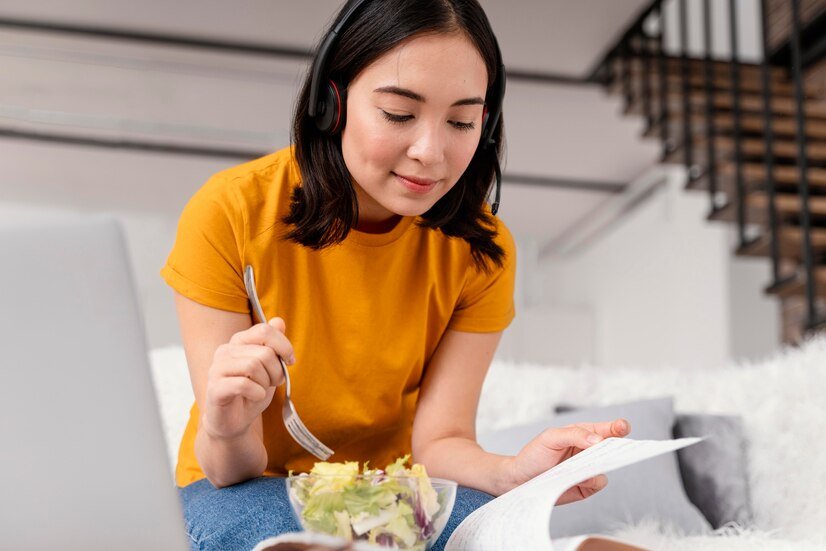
<box><xmin>393</xmin><ymin>173</ymin><xmax>438</xmax><ymax>194</ymax></box>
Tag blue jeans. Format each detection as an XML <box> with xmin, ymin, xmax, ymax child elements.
<box><xmin>179</xmin><ymin>476</ymin><xmax>494</xmax><ymax>551</ymax></box>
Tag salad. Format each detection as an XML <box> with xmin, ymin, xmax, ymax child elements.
<box><xmin>286</xmin><ymin>456</ymin><xmax>448</xmax><ymax>550</ymax></box>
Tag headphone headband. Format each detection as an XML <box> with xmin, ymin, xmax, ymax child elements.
<box><xmin>308</xmin><ymin>0</ymin><xmax>371</xmax><ymax>118</ymax></box>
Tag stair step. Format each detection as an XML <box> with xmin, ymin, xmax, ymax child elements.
<box><xmin>614</xmin><ymin>54</ymin><xmax>788</xmax><ymax>80</ymax></box>
<box><xmin>662</xmin><ymin>136</ymin><xmax>826</xmax><ymax>166</ymax></box>
<box><xmin>687</xmin><ymin>163</ymin><xmax>826</xmax><ymax>195</ymax></box>
<box><xmin>693</xmin><ymin>136</ymin><xmax>826</xmax><ymax>161</ymax></box>
<box><xmin>624</xmin><ymin>88</ymin><xmax>826</xmax><ymax>120</ymax></box>
<box><xmin>720</xmin><ymin>163</ymin><xmax>826</xmax><ymax>186</ymax></box>
<box><xmin>736</xmin><ymin>226</ymin><xmax>826</xmax><ymax>258</ymax></box>
<box><xmin>642</xmin><ymin>111</ymin><xmax>826</xmax><ymax>141</ymax></box>
<box><xmin>779</xmin><ymin>295</ymin><xmax>826</xmax><ymax>343</ymax></box>
<box><xmin>708</xmin><ymin>193</ymin><xmax>826</xmax><ymax>224</ymax></box>
<box><xmin>768</xmin><ymin>268</ymin><xmax>826</xmax><ymax>299</ymax></box>
<box><xmin>610</xmin><ymin>69</ymin><xmax>824</xmax><ymax>99</ymax></box>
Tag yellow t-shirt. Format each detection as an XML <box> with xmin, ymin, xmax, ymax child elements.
<box><xmin>161</xmin><ymin>145</ymin><xmax>516</xmax><ymax>487</ymax></box>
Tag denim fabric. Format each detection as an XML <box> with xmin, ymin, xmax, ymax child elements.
<box><xmin>179</xmin><ymin>476</ymin><xmax>494</xmax><ymax>551</ymax></box>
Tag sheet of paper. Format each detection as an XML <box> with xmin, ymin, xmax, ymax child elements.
<box><xmin>445</xmin><ymin>437</ymin><xmax>704</xmax><ymax>551</ymax></box>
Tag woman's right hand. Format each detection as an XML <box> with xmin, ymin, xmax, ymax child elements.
<box><xmin>200</xmin><ymin>317</ymin><xmax>296</xmax><ymax>441</ymax></box>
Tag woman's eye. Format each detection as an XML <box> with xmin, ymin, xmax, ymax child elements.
<box><xmin>451</xmin><ymin>121</ymin><xmax>476</xmax><ymax>132</ymax></box>
<box><xmin>381</xmin><ymin>111</ymin><xmax>413</xmax><ymax>125</ymax></box>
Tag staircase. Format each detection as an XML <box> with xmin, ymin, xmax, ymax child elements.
<box><xmin>594</xmin><ymin>0</ymin><xmax>826</xmax><ymax>345</ymax></box>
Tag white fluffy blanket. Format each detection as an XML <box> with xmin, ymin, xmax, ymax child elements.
<box><xmin>149</xmin><ymin>335</ymin><xmax>826</xmax><ymax>550</ymax></box>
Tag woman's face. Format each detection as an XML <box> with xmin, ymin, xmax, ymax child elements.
<box><xmin>340</xmin><ymin>32</ymin><xmax>489</xmax><ymax>229</ymax></box>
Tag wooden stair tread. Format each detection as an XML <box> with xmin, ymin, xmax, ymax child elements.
<box><xmin>719</xmin><ymin>163</ymin><xmax>826</xmax><ymax>186</ymax></box>
<box><xmin>616</xmin><ymin>55</ymin><xmax>787</xmax><ymax>79</ymax></box>
<box><xmin>706</xmin><ymin>93</ymin><xmax>826</xmax><ymax>118</ymax></box>
<box><xmin>686</xmin><ymin>164</ymin><xmax>826</xmax><ymax>195</ymax></box>
<box><xmin>664</xmin><ymin>138</ymin><xmax>826</xmax><ymax>165</ymax></box>
<box><xmin>750</xmin><ymin>193</ymin><xmax>826</xmax><ymax>214</ymax></box>
<box><xmin>709</xmin><ymin>193</ymin><xmax>826</xmax><ymax>224</ymax></box>
<box><xmin>642</xmin><ymin>111</ymin><xmax>826</xmax><ymax>140</ymax></box>
<box><xmin>695</xmin><ymin>135</ymin><xmax>826</xmax><ymax>161</ymax></box>
<box><xmin>737</xmin><ymin>226</ymin><xmax>826</xmax><ymax>257</ymax></box>
<box><xmin>624</xmin><ymin>88</ymin><xmax>826</xmax><ymax>119</ymax></box>
<box><xmin>612</xmin><ymin>70</ymin><xmax>824</xmax><ymax>98</ymax></box>
<box><xmin>769</xmin><ymin>268</ymin><xmax>826</xmax><ymax>298</ymax></box>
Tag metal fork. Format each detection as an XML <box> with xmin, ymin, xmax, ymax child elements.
<box><xmin>243</xmin><ymin>265</ymin><xmax>334</xmax><ymax>461</ymax></box>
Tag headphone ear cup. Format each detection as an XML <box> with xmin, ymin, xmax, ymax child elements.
<box><xmin>315</xmin><ymin>80</ymin><xmax>345</xmax><ymax>134</ymax></box>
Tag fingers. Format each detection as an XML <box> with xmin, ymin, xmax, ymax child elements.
<box><xmin>539</xmin><ymin>426</ymin><xmax>606</xmax><ymax>451</ymax></box>
<box><xmin>579</xmin><ymin>474</ymin><xmax>609</xmax><ymax>495</ymax></box>
<box><xmin>540</xmin><ymin>418</ymin><xmax>631</xmax><ymax>455</ymax></box>
<box><xmin>215</xmin><ymin>342</ymin><xmax>285</xmax><ymax>388</ymax></box>
<box><xmin>614</xmin><ymin>418</ymin><xmax>631</xmax><ymax>436</ymax></box>
<box><xmin>206</xmin><ymin>319</ymin><xmax>294</xmax><ymax>416</ymax></box>
<box><xmin>556</xmin><ymin>474</ymin><xmax>609</xmax><ymax>506</ymax></box>
<box><xmin>208</xmin><ymin>376</ymin><xmax>269</xmax><ymax>406</ymax></box>
<box><xmin>230</xmin><ymin>317</ymin><xmax>296</xmax><ymax>364</ymax></box>
<box><xmin>566</xmin><ymin>418</ymin><xmax>632</xmax><ymax>439</ymax></box>
<box><xmin>268</xmin><ymin>317</ymin><xmax>286</xmax><ymax>334</ymax></box>
<box><xmin>219</xmin><ymin>344</ymin><xmax>283</xmax><ymax>386</ymax></box>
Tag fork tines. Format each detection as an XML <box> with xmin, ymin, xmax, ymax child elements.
<box><xmin>287</xmin><ymin>417</ymin><xmax>333</xmax><ymax>460</ymax></box>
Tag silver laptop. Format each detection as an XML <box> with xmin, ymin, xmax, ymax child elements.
<box><xmin>0</xmin><ymin>214</ymin><xmax>189</xmax><ymax>550</ymax></box>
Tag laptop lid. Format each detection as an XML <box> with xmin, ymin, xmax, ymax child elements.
<box><xmin>0</xmin><ymin>214</ymin><xmax>189</xmax><ymax>550</ymax></box>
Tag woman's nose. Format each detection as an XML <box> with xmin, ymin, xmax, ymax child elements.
<box><xmin>407</xmin><ymin>123</ymin><xmax>446</xmax><ymax>166</ymax></box>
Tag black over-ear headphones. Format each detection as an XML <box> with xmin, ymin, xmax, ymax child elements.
<box><xmin>307</xmin><ymin>0</ymin><xmax>506</xmax><ymax>215</ymax></box>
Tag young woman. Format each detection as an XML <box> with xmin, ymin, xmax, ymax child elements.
<box><xmin>161</xmin><ymin>1</ymin><xmax>630</xmax><ymax>549</ymax></box>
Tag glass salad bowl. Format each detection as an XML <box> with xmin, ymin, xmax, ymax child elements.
<box><xmin>285</xmin><ymin>458</ymin><xmax>457</xmax><ymax>550</ymax></box>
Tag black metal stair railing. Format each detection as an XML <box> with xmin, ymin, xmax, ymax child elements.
<box><xmin>761</xmin><ymin>0</ymin><xmax>797</xmax><ymax>295</ymax></box>
<box><xmin>789</xmin><ymin>0</ymin><xmax>822</xmax><ymax>331</ymax></box>
<box><xmin>728</xmin><ymin>0</ymin><xmax>753</xmax><ymax>250</ymax></box>
<box><xmin>641</xmin><ymin>24</ymin><xmax>655</xmax><ymax>131</ymax></box>
<box><xmin>702</xmin><ymin>0</ymin><xmax>719</xmax><ymax>212</ymax></box>
<box><xmin>593</xmin><ymin>0</ymin><xmax>824</xmax><ymax>338</ymax></box>
<box><xmin>679</xmin><ymin>0</ymin><xmax>695</xmax><ymax>179</ymax></box>
<box><xmin>656</xmin><ymin>5</ymin><xmax>673</xmax><ymax>157</ymax></box>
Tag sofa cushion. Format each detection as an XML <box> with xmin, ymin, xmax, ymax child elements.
<box><xmin>672</xmin><ymin>413</ymin><xmax>753</xmax><ymax>529</ymax></box>
<box><xmin>477</xmin><ymin>396</ymin><xmax>711</xmax><ymax>538</ymax></box>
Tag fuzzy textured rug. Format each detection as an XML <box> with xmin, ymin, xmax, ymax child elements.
<box><xmin>149</xmin><ymin>335</ymin><xmax>826</xmax><ymax>550</ymax></box>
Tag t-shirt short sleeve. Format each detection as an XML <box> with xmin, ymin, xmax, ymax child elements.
<box><xmin>447</xmin><ymin>221</ymin><xmax>516</xmax><ymax>333</ymax></box>
<box><xmin>160</xmin><ymin>174</ymin><xmax>250</xmax><ymax>313</ymax></box>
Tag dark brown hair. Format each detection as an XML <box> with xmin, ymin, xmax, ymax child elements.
<box><xmin>284</xmin><ymin>0</ymin><xmax>506</xmax><ymax>272</ymax></box>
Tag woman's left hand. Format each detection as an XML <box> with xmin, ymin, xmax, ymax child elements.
<box><xmin>506</xmin><ymin>419</ymin><xmax>631</xmax><ymax>505</ymax></box>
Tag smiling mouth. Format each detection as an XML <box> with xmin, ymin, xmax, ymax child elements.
<box><xmin>393</xmin><ymin>173</ymin><xmax>438</xmax><ymax>186</ymax></box>
<box><xmin>393</xmin><ymin>173</ymin><xmax>438</xmax><ymax>194</ymax></box>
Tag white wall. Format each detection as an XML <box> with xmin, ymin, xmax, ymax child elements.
<box><xmin>529</xmin><ymin>165</ymin><xmax>780</xmax><ymax>370</ymax></box>
<box><xmin>495</xmin><ymin>238</ymin><xmax>597</xmax><ymax>366</ymax></box>
<box><xmin>728</xmin><ymin>237</ymin><xmax>782</xmax><ymax>363</ymax></box>
<box><xmin>540</xmin><ymin>166</ymin><xmax>729</xmax><ymax>370</ymax></box>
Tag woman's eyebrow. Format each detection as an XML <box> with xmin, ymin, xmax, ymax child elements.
<box><xmin>373</xmin><ymin>85</ymin><xmax>485</xmax><ymax>107</ymax></box>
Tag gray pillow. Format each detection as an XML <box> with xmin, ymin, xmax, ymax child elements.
<box><xmin>477</xmin><ymin>397</ymin><xmax>711</xmax><ymax>538</ymax></box>
<box><xmin>672</xmin><ymin>413</ymin><xmax>754</xmax><ymax>529</ymax></box>
<box><xmin>555</xmin><ymin>404</ymin><xmax>755</xmax><ymax>530</ymax></box>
